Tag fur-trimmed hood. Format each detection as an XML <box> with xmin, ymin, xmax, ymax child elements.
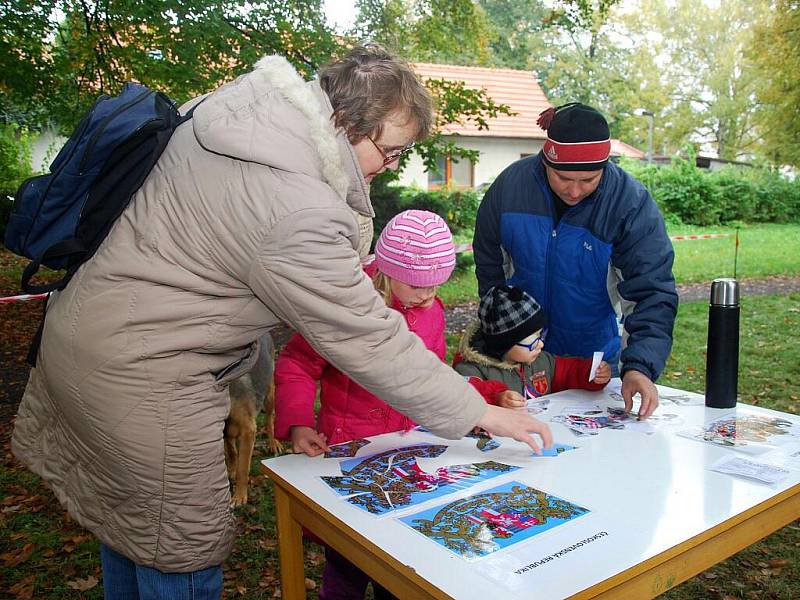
<box><xmin>457</xmin><ymin>322</ymin><xmax>519</xmax><ymax>371</ymax></box>
<box><xmin>192</xmin><ymin>55</ymin><xmax>373</xmax><ymax>217</ymax></box>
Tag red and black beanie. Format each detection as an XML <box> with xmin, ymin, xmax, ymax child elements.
<box><xmin>537</xmin><ymin>102</ymin><xmax>610</xmax><ymax>171</ymax></box>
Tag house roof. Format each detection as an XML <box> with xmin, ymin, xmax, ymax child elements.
<box><xmin>413</xmin><ymin>62</ymin><xmax>551</xmax><ymax>139</ymax></box>
<box><xmin>610</xmin><ymin>139</ymin><xmax>645</xmax><ymax>159</ymax></box>
<box><xmin>412</xmin><ymin>63</ymin><xmax>644</xmax><ymax>156</ymax></box>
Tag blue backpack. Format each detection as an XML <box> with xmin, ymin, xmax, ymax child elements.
<box><xmin>4</xmin><ymin>81</ymin><xmax>198</xmax><ymax>294</ymax></box>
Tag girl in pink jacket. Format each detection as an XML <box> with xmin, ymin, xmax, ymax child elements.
<box><xmin>274</xmin><ymin>209</ymin><xmax>456</xmax><ymax>600</ymax></box>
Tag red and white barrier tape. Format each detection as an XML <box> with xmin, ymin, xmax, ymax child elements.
<box><xmin>0</xmin><ymin>292</ymin><xmax>49</xmax><ymax>304</ymax></box>
<box><xmin>0</xmin><ymin>236</ymin><xmax>733</xmax><ymax>304</ymax></box>
<box><xmin>669</xmin><ymin>233</ymin><xmax>731</xmax><ymax>241</ymax></box>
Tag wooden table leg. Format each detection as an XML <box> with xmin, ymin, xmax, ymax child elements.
<box><xmin>274</xmin><ymin>483</ymin><xmax>306</xmax><ymax>599</ymax></box>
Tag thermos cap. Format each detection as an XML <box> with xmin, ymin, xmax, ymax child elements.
<box><xmin>710</xmin><ymin>278</ymin><xmax>739</xmax><ymax>306</ymax></box>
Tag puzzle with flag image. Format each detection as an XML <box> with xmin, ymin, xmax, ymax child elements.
<box><xmin>321</xmin><ymin>443</ymin><xmax>520</xmax><ymax>515</ymax></box>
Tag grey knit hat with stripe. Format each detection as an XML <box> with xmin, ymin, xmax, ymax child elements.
<box><xmin>479</xmin><ymin>285</ymin><xmax>547</xmax><ymax>359</ymax></box>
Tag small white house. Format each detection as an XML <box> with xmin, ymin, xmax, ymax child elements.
<box><xmin>401</xmin><ymin>63</ymin><xmax>644</xmax><ymax>190</ymax></box>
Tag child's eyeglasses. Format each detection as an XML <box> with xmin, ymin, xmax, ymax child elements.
<box><xmin>515</xmin><ymin>329</ymin><xmax>548</xmax><ymax>351</ymax></box>
<box><xmin>366</xmin><ymin>135</ymin><xmax>415</xmax><ymax>167</ymax></box>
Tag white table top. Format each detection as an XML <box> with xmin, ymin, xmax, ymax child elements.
<box><xmin>262</xmin><ymin>381</ymin><xmax>800</xmax><ymax>599</ymax></box>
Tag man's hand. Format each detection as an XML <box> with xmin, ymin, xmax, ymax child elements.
<box><xmin>495</xmin><ymin>390</ymin><xmax>526</xmax><ymax>409</ymax></box>
<box><xmin>476</xmin><ymin>404</ymin><xmax>553</xmax><ymax>455</ymax></box>
<box><xmin>592</xmin><ymin>361</ymin><xmax>611</xmax><ymax>384</ymax></box>
<box><xmin>622</xmin><ymin>370</ymin><xmax>659</xmax><ymax>419</ymax></box>
<box><xmin>289</xmin><ymin>426</ymin><xmax>330</xmax><ymax>457</ymax></box>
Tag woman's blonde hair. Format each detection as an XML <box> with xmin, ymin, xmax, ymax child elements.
<box><xmin>319</xmin><ymin>43</ymin><xmax>433</xmax><ymax>144</ymax></box>
<box><xmin>371</xmin><ymin>269</ymin><xmax>394</xmax><ymax>305</ymax></box>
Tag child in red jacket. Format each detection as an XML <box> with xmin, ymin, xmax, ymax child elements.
<box><xmin>453</xmin><ymin>285</ymin><xmax>611</xmax><ymax>407</ymax></box>
<box><xmin>274</xmin><ymin>210</ymin><xmax>456</xmax><ymax>600</ymax></box>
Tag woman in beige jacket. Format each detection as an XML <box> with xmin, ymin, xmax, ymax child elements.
<box><xmin>11</xmin><ymin>44</ymin><xmax>552</xmax><ymax>598</ymax></box>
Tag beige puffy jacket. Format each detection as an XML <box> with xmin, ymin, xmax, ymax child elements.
<box><xmin>11</xmin><ymin>56</ymin><xmax>486</xmax><ymax>572</ymax></box>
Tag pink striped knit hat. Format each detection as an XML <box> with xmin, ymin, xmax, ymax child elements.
<box><xmin>374</xmin><ymin>210</ymin><xmax>456</xmax><ymax>287</ymax></box>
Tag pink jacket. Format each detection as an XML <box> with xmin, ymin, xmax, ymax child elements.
<box><xmin>275</xmin><ymin>296</ymin><xmax>447</xmax><ymax>445</ymax></box>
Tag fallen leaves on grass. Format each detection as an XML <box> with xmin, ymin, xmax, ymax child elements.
<box><xmin>66</xmin><ymin>575</ymin><xmax>99</xmax><ymax>591</ymax></box>
<box><xmin>1</xmin><ymin>543</ymin><xmax>35</xmax><ymax>567</ymax></box>
<box><xmin>8</xmin><ymin>575</ymin><xmax>35</xmax><ymax>599</ymax></box>
<box><xmin>767</xmin><ymin>558</ymin><xmax>788</xmax><ymax>568</ymax></box>
<box><xmin>700</xmin><ymin>571</ymin><xmax>718</xmax><ymax>580</ymax></box>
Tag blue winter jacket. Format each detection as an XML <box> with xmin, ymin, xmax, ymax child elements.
<box><xmin>474</xmin><ymin>153</ymin><xmax>678</xmax><ymax>381</ymax></box>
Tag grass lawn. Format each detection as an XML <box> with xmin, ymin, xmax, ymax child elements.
<box><xmin>1</xmin><ymin>222</ymin><xmax>799</xmax><ymax>598</ymax></box>
<box><xmin>438</xmin><ymin>222</ymin><xmax>800</xmax><ymax>305</ymax></box>
<box><xmin>668</xmin><ymin>223</ymin><xmax>800</xmax><ymax>284</ymax></box>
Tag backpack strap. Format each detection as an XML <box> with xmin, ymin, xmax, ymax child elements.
<box><xmin>26</xmin><ymin>293</ymin><xmax>49</xmax><ymax>367</ymax></box>
<box><xmin>21</xmin><ymin>238</ymin><xmax>87</xmax><ymax>294</ymax></box>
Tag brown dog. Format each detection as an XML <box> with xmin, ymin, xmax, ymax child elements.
<box><xmin>224</xmin><ymin>334</ymin><xmax>282</xmax><ymax>507</ymax></box>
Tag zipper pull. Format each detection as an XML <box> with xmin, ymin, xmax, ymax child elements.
<box><xmin>551</xmin><ymin>230</ymin><xmax>557</xmax><ymax>238</ymax></box>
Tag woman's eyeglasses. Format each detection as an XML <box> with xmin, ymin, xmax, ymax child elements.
<box><xmin>515</xmin><ymin>329</ymin><xmax>548</xmax><ymax>351</ymax></box>
<box><xmin>366</xmin><ymin>135</ymin><xmax>415</xmax><ymax>168</ymax></box>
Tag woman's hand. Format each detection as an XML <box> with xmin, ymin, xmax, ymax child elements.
<box><xmin>476</xmin><ymin>405</ymin><xmax>553</xmax><ymax>455</ymax></box>
<box><xmin>289</xmin><ymin>426</ymin><xmax>330</xmax><ymax>457</ymax></box>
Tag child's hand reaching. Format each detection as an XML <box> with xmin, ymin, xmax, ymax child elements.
<box><xmin>495</xmin><ymin>390</ymin><xmax>526</xmax><ymax>409</ymax></box>
<box><xmin>592</xmin><ymin>361</ymin><xmax>611</xmax><ymax>384</ymax></box>
<box><xmin>290</xmin><ymin>426</ymin><xmax>330</xmax><ymax>457</ymax></box>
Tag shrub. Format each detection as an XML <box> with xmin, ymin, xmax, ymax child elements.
<box><xmin>0</xmin><ymin>123</ymin><xmax>34</xmax><ymax>242</ymax></box>
<box><xmin>370</xmin><ymin>175</ymin><xmax>480</xmax><ymax>245</ymax></box>
<box><xmin>0</xmin><ymin>123</ymin><xmax>33</xmax><ymax>191</ymax></box>
<box><xmin>709</xmin><ymin>169</ymin><xmax>758</xmax><ymax>222</ymax></box>
<box><xmin>619</xmin><ymin>155</ymin><xmax>800</xmax><ymax>226</ymax></box>
<box><xmin>748</xmin><ymin>169</ymin><xmax>800</xmax><ymax>223</ymax></box>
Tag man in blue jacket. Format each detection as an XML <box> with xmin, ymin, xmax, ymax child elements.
<box><xmin>473</xmin><ymin>103</ymin><xmax>678</xmax><ymax>418</ymax></box>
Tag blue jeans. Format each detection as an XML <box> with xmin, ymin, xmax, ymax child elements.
<box><xmin>100</xmin><ymin>544</ymin><xmax>223</xmax><ymax>600</ymax></box>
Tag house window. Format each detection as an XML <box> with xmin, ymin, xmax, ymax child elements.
<box><xmin>428</xmin><ymin>155</ymin><xmax>474</xmax><ymax>189</ymax></box>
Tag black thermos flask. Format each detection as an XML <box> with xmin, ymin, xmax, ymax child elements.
<box><xmin>705</xmin><ymin>278</ymin><xmax>740</xmax><ymax>408</ymax></box>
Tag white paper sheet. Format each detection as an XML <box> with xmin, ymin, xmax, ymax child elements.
<box><xmin>589</xmin><ymin>352</ymin><xmax>604</xmax><ymax>382</ymax></box>
<box><xmin>710</xmin><ymin>455</ymin><xmax>791</xmax><ymax>485</ymax></box>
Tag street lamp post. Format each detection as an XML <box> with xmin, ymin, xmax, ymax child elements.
<box><xmin>634</xmin><ymin>108</ymin><xmax>654</xmax><ymax>165</ymax></box>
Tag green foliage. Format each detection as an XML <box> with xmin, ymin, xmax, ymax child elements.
<box><xmin>749</xmin><ymin>0</ymin><xmax>800</xmax><ymax>167</ymax></box>
<box><xmin>2</xmin><ymin>1</ymin><xmax>511</xmax><ymax>188</ymax></box>
<box><xmin>619</xmin><ymin>156</ymin><xmax>800</xmax><ymax>226</ymax></box>
<box><xmin>478</xmin><ymin>0</ymin><xmax>550</xmax><ymax>70</ymax></box>
<box><xmin>649</xmin><ymin>155</ymin><xmax>723</xmax><ymax>226</ymax></box>
<box><xmin>369</xmin><ymin>175</ymin><xmax>480</xmax><ymax>244</ymax></box>
<box><xmin>0</xmin><ymin>122</ymin><xmax>33</xmax><ymax>191</ymax></box>
<box><xmin>478</xmin><ymin>0</ymin><xmax>778</xmax><ymax>165</ymax></box>
<box><xmin>628</xmin><ymin>0</ymin><xmax>765</xmax><ymax>161</ymax></box>
<box><xmin>2</xmin><ymin>1</ymin><xmax>340</xmax><ymax>134</ymax></box>
<box><xmin>353</xmin><ymin>0</ymin><xmax>493</xmax><ymax>65</ymax></box>
<box><xmin>534</xmin><ymin>0</ymin><xmax>628</xmax><ymax>110</ymax></box>
<box><xmin>0</xmin><ymin>0</ymin><xmax>53</xmax><ymax>125</ymax></box>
